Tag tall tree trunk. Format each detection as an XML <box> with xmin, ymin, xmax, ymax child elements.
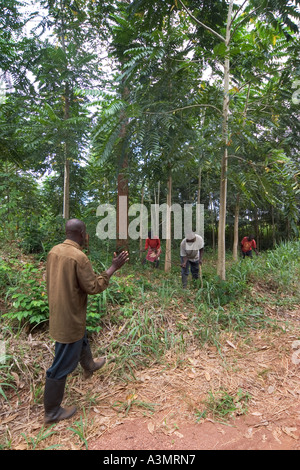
<box><xmin>116</xmin><ymin>88</ymin><xmax>129</xmax><ymax>252</ymax></box>
<box><xmin>232</xmin><ymin>84</ymin><xmax>250</xmax><ymax>258</ymax></box>
<box><xmin>271</xmin><ymin>205</ymin><xmax>276</xmax><ymax>247</ymax></box>
<box><xmin>197</xmin><ymin>167</ymin><xmax>201</xmax><ymax>206</ymax></box>
<box><xmin>164</xmin><ymin>172</ymin><xmax>172</xmax><ymax>272</ymax></box>
<box><xmin>254</xmin><ymin>208</ymin><xmax>259</xmax><ymax>250</ymax></box>
<box><xmin>233</xmin><ymin>192</ymin><xmax>240</xmax><ymax>261</ymax></box>
<box><xmin>209</xmin><ymin>193</ymin><xmax>215</xmax><ymax>252</ymax></box>
<box><xmin>153</xmin><ymin>181</ymin><xmax>160</xmax><ymax>236</ymax></box>
<box><xmin>116</xmin><ymin>154</ymin><xmax>129</xmax><ymax>253</ymax></box>
<box><xmin>63</xmin><ymin>83</ymin><xmax>70</xmax><ymax>219</ymax></box>
<box><xmin>139</xmin><ymin>185</ymin><xmax>144</xmax><ymax>258</ymax></box>
<box><xmin>63</xmin><ymin>151</ymin><xmax>70</xmax><ymax>219</ymax></box>
<box><xmin>217</xmin><ymin>0</ymin><xmax>233</xmax><ymax>280</ymax></box>
<box><xmin>60</xmin><ymin>4</ymin><xmax>70</xmax><ymax>220</ymax></box>
<box><xmin>178</xmin><ymin>0</ymin><xmax>233</xmax><ymax>277</ymax></box>
<box><xmin>196</xmin><ymin>167</ymin><xmax>202</xmax><ymax>237</ymax></box>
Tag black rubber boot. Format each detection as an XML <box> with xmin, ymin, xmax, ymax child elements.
<box><xmin>80</xmin><ymin>343</ymin><xmax>106</xmax><ymax>380</ymax></box>
<box><xmin>44</xmin><ymin>377</ymin><xmax>76</xmax><ymax>424</ymax></box>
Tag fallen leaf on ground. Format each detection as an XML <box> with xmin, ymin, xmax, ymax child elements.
<box><xmin>147</xmin><ymin>422</ymin><xmax>155</xmax><ymax>434</ymax></box>
<box><xmin>204</xmin><ymin>371</ymin><xmax>211</xmax><ymax>381</ymax></box>
<box><xmin>282</xmin><ymin>427</ymin><xmax>298</xmax><ymax>439</ymax></box>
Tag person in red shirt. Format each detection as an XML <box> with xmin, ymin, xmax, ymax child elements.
<box><xmin>144</xmin><ymin>231</ymin><xmax>161</xmax><ymax>268</ymax></box>
<box><xmin>241</xmin><ymin>235</ymin><xmax>259</xmax><ymax>259</ymax></box>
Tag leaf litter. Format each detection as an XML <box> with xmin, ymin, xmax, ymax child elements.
<box><xmin>0</xmin><ymin>272</ymin><xmax>299</xmax><ymax>449</ymax></box>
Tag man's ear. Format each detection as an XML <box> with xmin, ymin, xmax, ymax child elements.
<box><xmin>79</xmin><ymin>230</ymin><xmax>85</xmax><ymax>246</ymax></box>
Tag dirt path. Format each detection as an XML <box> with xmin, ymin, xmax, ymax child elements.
<box><xmin>89</xmin><ymin>412</ymin><xmax>300</xmax><ymax>450</ymax></box>
<box><xmin>88</xmin><ymin>318</ymin><xmax>300</xmax><ymax>451</ymax></box>
<box><xmin>2</xmin><ymin>309</ymin><xmax>299</xmax><ymax>451</ymax></box>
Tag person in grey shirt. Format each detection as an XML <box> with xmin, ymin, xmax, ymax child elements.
<box><xmin>180</xmin><ymin>232</ymin><xmax>204</xmax><ymax>288</ymax></box>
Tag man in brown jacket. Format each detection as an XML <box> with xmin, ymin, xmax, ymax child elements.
<box><xmin>44</xmin><ymin>218</ymin><xmax>129</xmax><ymax>424</ymax></box>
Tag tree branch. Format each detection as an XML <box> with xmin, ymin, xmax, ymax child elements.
<box><xmin>230</xmin><ymin>5</ymin><xmax>264</xmax><ymax>41</ymax></box>
<box><xmin>229</xmin><ymin>0</ymin><xmax>248</xmax><ymax>28</ymax></box>
<box><xmin>231</xmin><ymin>67</ymin><xmax>287</xmax><ymax>98</ymax></box>
<box><xmin>144</xmin><ymin>103</ymin><xmax>222</xmax><ymax>116</ymax></box>
<box><xmin>178</xmin><ymin>0</ymin><xmax>225</xmax><ymax>43</ymax></box>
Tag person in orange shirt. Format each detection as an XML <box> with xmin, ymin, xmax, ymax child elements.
<box><xmin>240</xmin><ymin>234</ymin><xmax>259</xmax><ymax>259</ymax></box>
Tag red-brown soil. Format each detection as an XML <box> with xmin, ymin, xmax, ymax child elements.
<box><xmin>2</xmin><ymin>309</ymin><xmax>299</xmax><ymax>451</ymax></box>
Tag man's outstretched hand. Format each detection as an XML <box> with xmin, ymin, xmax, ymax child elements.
<box><xmin>112</xmin><ymin>251</ymin><xmax>129</xmax><ymax>270</ymax></box>
<box><xmin>106</xmin><ymin>251</ymin><xmax>129</xmax><ymax>278</ymax></box>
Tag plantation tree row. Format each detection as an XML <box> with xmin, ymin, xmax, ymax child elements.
<box><xmin>0</xmin><ymin>0</ymin><xmax>299</xmax><ymax>279</ymax></box>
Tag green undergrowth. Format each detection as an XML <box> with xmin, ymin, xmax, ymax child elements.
<box><xmin>0</xmin><ymin>240</ymin><xmax>299</xmax><ymax>385</ymax></box>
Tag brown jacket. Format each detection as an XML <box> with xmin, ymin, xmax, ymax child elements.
<box><xmin>46</xmin><ymin>240</ymin><xmax>109</xmax><ymax>343</ymax></box>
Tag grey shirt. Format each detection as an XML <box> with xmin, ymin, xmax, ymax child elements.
<box><xmin>180</xmin><ymin>234</ymin><xmax>204</xmax><ymax>262</ymax></box>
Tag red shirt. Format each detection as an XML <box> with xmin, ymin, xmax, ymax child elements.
<box><xmin>241</xmin><ymin>237</ymin><xmax>256</xmax><ymax>252</ymax></box>
<box><xmin>145</xmin><ymin>237</ymin><xmax>160</xmax><ymax>250</ymax></box>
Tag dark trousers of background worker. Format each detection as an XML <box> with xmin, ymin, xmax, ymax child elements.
<box><xmin>242</xmin><ymin>250</ymin><xmax>253</xmax><ymax>259</ymax></box>
<box><xmin>181</xmin><ymin>257</ymin><xmax>199</xmax><ymax>288</ymax></box>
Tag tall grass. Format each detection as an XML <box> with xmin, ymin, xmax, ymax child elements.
<box><xmin>96</xmin><ymin>241</ymin><xmax>299</xmax><ymax>375</ymax></box>
<box><xmin>105</xmin><ymin>307</ymin><xmax>185</xmax><ymax>378</ymax></box>
<box><xmin>0</xmin><ymin>240</ymin><xmax>299</xmax><ymax>389</ymax></box>
<box><xmin>190</xmin><ymin>241</ymin><xmax>299</xmax><ymax>345</ymax></box>
<box><xmin>229</xmin><ymin>241</ymin><xmax>299</xmax><ymax>292</ymax></box>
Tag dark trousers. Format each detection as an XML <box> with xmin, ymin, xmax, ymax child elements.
<box><xmin>181</xmin><ymin>257</ymin><xmax>199</xmax><ymax>287</ymax></box>
<box><xmin>46</xmin><ymin>332</ymin><xmax>89</xmax><ymax>380</ymax></box>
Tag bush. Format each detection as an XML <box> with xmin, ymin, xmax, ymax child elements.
<box><xmin>19</xmin><ymin>215</ymin><xmax>65</xmax><ymax>256</ymax></box>
<box><xmin>86</xmin><ymin>275</ymin><xmax>135</xmax><ymax>332</ymax></box>
<box><xmin>4</xmin><ymin>263</ymin><xmax>49</xmax><ymax>327</ymax></box>
<box><xmin>0</xmin><ymin>260</ymin><xmax>14</xmax><ymax>296</ymax></box>
<box><xmin>196</xmin><ymin>275</ymin><xmax>247</xmax><ymax>307</ymax></box>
